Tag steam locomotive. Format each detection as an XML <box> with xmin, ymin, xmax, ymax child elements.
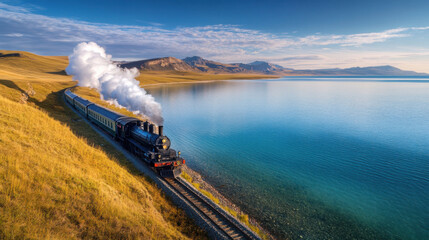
<box><xmin>64</xmin><ymin>89</ymin><xmax>184</xmax><ymax>178</ymax></box>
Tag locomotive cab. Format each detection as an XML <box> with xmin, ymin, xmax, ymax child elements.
<box><xmin>116</xmin><ymin>117</ymin><xmax>142</xmax><ymax>140</ymax></box>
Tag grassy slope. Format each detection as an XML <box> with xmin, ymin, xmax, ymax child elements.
<box><xmin>0</xmin><ymin>50</ymin><xmax>207</xmax><ymax>239</ymax></box>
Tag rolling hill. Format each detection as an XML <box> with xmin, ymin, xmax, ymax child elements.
<box><xmin>121</xmin><ymin>55</ymin><xmax>427</xmax><ymax>76</ymax></box>
<box><xmin>237</xmin><ymin>61</ymin><xmax>292</xmax><ymax>74</ymax></box>
<box><xmin>0</xmin><ymin>50</ymin><xmax>207</xmax><ymax>239</ymax></box>
<box><xmin>121</xmin><ymin>56</ymin><xmax>198</xmax><ymax>72</ymax></box>
<box><xmin>183</xmin><ymin>56</ymin><xmax>247</xmax><ymax>73</ymax></box>
<box><xmin>124</xmin><ymin>56</ymin><xmax>289</xmax><ymax>74</ymax></box>
<box><xmin>287</xmin><ymin>65</ymin><xmax>428</xmax><ymax>76</ymax></box>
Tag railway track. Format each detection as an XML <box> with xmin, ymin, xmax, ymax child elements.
<box><xmin>165</xmin><ymin>177</ymin><xmax>260</xmax><ymax>240</ymax></box>
<box><xmin>64</xmin><ymin>90</ymin><xmax>261</xmax><ymax>240</ymax></box>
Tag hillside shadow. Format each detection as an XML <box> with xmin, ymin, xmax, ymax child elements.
<box><xmin>47</xmin><ymin>70</ymin><xmax>67</xmax><ymax>75</ymax></box>
<box><xmin>0</xmin><ymin>79</ymin><xmax>40</xmax><ymax>105</ymax></box>
<box><xmin>0</xmin><ymin>79</ymin><xmax>27</xmax><ymax>94</ymax></box>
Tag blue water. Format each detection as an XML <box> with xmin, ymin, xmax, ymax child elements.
<box><xmin>149</xmin><ymin>77</ymin><xmax>429</xmax><ymax>240</ymax></box>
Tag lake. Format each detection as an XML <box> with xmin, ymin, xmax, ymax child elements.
<box><xmin>148</xmin><ymin>77</ymin><xmax>429</xmax><ymax>240</ymax></box>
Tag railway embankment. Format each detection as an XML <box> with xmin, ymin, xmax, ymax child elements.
<box><xmin>181</xmin><ymin>167</ymin><xmax>272</xmax><ymax>239</ymax></box>
<box><xmin>65</xmin><ymin>90</ymin><xmax>265</xmax><ymax>240</ymax></box>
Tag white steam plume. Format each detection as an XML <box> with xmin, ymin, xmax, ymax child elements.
<box><xmin>65</xmin><ymin>42</ymin><xmax>163</xmax><ymax>125</ymax></box>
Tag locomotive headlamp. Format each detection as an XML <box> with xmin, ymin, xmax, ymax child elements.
<box><xmin>162</xmin><ymin>139</ymin><xmax>166</xmax><ymax>143</ymax></box>
<box><xmin>158</xmin><ymin>154</ymin><xmax>161</xmax><ymax>159</ymax></box>
<box><xmin>163</xmin><ymin>145</ymin><xmax>167</xmax><ymax>150</ymax></box>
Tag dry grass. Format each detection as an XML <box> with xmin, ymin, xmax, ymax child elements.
<box><xmin>0</xmin><ymin>50</ymin><xmax>69</xmax><ymax>83</ymax></box>
<box><xmin>0</xmin><ymin>95</ymin><xmax>201</xmax><ymax>239</ymax></box>
<box><xmin>0</xmin><ymin>50</ymin><xmax>208</xmax><ymax>239</ymax></box>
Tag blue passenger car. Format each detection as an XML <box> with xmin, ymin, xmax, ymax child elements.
<box><xmin>73</xmin><ymin>96</ymin><xmax>93</xmax><ymax>117</ymax></box>
<box><xmin>64</xmin><ymin>89</ymin><xmax>77</xmax><ymax>105</ymax></box>
<box><xmin>87</xmin><ymin>104</ymin><xmax>125</xmax><ymax>136</ymax></box>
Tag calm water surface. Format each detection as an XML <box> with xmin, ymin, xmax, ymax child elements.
<box><xmin>149</xmin><ymin>77</ymin><xmax>429</xmax><ymax>240</ymax></box>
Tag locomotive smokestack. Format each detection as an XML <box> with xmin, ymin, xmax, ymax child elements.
<box><xmin>143</xmin><ymin>121</ymin><xmax>149</xmax><ymax>131</ymax></box>
<box><xmin>159</xmin><ymin>126</ymin><xmax>164</xmax><ymax>136</ymax></box>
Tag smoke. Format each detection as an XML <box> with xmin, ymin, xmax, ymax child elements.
<box><xmin>65</xmin><ymin>42</ymin><xmax>163</xmax><ymax>125</ymax></box>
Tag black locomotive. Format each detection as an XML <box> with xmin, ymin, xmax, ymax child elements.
<box><xmin>65</xmin><ymin>89</ymin><xmax>184</xmax><ymax>177</ymax></box>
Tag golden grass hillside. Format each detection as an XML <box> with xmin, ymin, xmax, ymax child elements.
<box><xmin>0</xmin><ymin>95</ymin><xmax>206</xmax><ymax>239</ymax></box>
<box><xmin>0</xmin><ymin>50</ymin><xmax>68</xmax><ymax>81</ymax></box>
<box><xmin>0</xmin><ymin>50</ymin><xmax>207</xmax><ymax>239</ymax></box>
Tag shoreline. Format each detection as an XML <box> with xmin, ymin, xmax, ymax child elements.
<box><xmin>137</xmin><ymin>72</ymin><xmax>280</xmax><ymax>88</ymax></box>
<box><xmin>142</xmin><ymin>80</ymin><xmax>217</xmax><ymax>88</ymax></box>
<box><xmin>181</xmin><ymin>166</ymin><xmax>274</xmax><ymax>239</ymax></box>
<box><xmin>65</xmin><ymin>88</ymin><xmax>264</xmax><ymax>239</ymax></box>
<box><xmin>71</xmin><ymin>82</ymin><xmax>273</xmax><ymax>239</ymax></box>
<box><xmin>141</xmin><ymin>76</ymin><xmax>280</xmax><ymax>89</ymax></box>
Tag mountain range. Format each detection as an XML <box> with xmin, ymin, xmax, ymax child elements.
<box><xmin>120</xmin><ymin>56</ymin><xmax>428</xmax><ymax>76</ymax></box>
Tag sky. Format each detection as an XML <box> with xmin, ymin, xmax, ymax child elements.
<box><xmin>0</xmin><ymin>0</ymin><xmax>429</xmax><ymax>72</ymax></box>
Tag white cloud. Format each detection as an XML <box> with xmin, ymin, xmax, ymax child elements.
<box><xmin>0</xmin><ymin>2</ymin><xmax>29</xmax><ymax>13</ymax></box>
<box><xmin>273</xmin><ymin>50</ymin><xmax>429</xmax><ymax>73</ymax></box>
<box><xmin>4</xmin><ymin>33</ymin><xmax>23</xmax><ymax>37</ymax></box>
<box><xmin>411</xmin><ymin>26</ymin><xmax>429</xmax><ymax>30</ymax></box>
<box><xmin>297</xmin><ymin>28</ymin><xmax>410</xmax><ymax>47</ymax></box>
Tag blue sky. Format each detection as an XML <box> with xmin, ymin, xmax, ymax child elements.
<box><xmin>1</xmin><ymin>0</ymin><xmax>429</xmax><ymax>72</ymax></box>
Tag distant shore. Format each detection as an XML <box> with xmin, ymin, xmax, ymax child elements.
<box><xmin>136</xmin><ymin>70</ymin><xmax>279</xmax><ymax>87</ymax></box>
<box><xmin>142</xmin><ymin>80</ymin><xmax>216</xmax><ymax>88</ymax></box>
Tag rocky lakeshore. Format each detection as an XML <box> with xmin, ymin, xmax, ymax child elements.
<box><xmin>181</xmin><ymin>166</ymin><xmax>274</xmax><ymax>239</ymax></box>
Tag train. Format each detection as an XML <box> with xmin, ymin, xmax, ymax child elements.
<box><xmin>64</xmin><ymin>89</ymin><xmax>185</xmax><ymax>178</ymax></box>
